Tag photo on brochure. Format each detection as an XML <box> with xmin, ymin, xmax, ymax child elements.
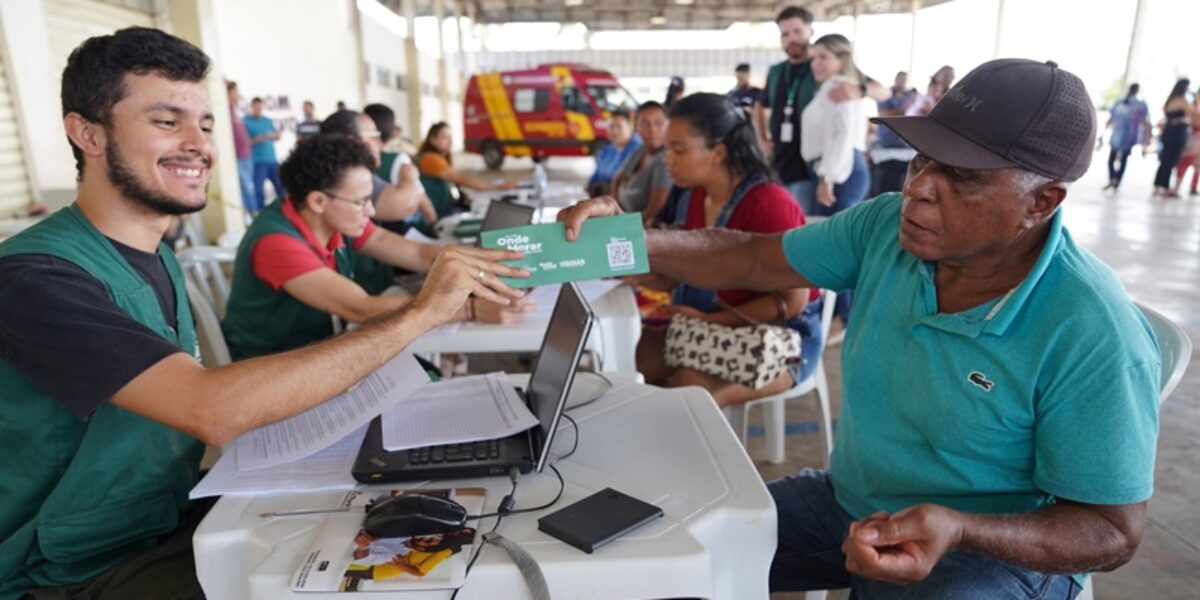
<box><xmin>291</xmin><ymin>487</ymin><xmax>486</xmax><ymax>592</ymax></box>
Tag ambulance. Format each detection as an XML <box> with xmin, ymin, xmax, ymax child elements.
<box><xmin>463</xmin><ymin>64</ymin><xmax>639</xmax><ymax>169</ymax></box>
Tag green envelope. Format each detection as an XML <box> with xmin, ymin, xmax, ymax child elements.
<box><xmin>480</xmin><ymin>213</ymin><xmax>650</xmax><ymax>288</ymax></box>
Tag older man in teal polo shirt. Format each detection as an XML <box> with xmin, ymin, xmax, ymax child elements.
<box><xmin>560</xmin><ymin>59</ymin><xmax>1161</xmax><ymax>598</ymax></box>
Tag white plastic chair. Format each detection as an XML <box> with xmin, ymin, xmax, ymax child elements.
<box><xmin>823</xmin><ymin>302</ymin><xmax>1191</xmax><ymax>600</ymax></box>
<box><xmin>177</xmin><ymin>245</ymin><xmax>235</xmax><ymax>319</ymax></box>
<box><xmin>724</xmin><ymin>288</ymin><xmax>838</xmax><ymax>465</ymax></box>
<box><xmin>185</xmin><ymin>279</ymin><xmax>231</xmax><ymax>368</ymax></box>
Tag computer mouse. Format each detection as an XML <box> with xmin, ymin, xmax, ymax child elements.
<box><xmin>362</xmin><ymin>493</ymin><xmax>469</xmax><ymax>538</ymax></box>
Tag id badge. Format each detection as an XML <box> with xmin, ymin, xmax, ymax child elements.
<box><xmin>780</xmin><ymin>121</ymin><xmax>794</xmax><ymax>143</ymax></box>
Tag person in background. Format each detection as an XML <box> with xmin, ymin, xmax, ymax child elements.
<box><xmin>320</xmin><ymin>109</ymin><xmax>433</xmax><ymax>294</ymax></box>
<box><xmin>1172</xmin><ymin>93</ymin><xmax>1200</xmax><ymax>196</ymax></box>
<box><xmin>222</xmin><ymin>134</ymin><xmax>534</xmax><ymax>360</ymax></box>
<box><xmin>1103</xmin><ymin>83</ymin><xmax>1151</xmax><ymax>191</ymax></box>
<box><xmin>611</xmin><ymin>101</ymin><xmax>672</xmax><ymax>223</ymax></box>
<box><xmin>933</xmin><ymin>64</ymin><xmax>956</xmax><ymax>91</ymax></box>
<box><xmin>635</xmin><ymin>93</ymin><xmax>821</xmax><ymax>407</ymax></box>
<box><xmin>586</xmin><ymin>109</ymin><xmax>643</xmax><ymax>197</ymax></box>
<box><xmin>727</xmin><ymin>63</ymin><xmax>762</xmax><ymax>115</ymax></box>
<box><xmin>869</xmin><ymin>71</ymin><xmax>920</xmax><ymax>195</ymax></box>
<box><xmin>1154</xmin><ymin>78</ymin><xmax>1193</xmax><ymax>197</ymax></box>
<box><xmin>226</xmin><ymin>81</ymin><xmax>256</xmax><ymax>213</ymax></box>
<box><xmin>906</xmin><ymin>76</ymin><xmax>945</xmax><ymax>117</ymax></box>
<box><xmin>243</xmin><ymin>97</ymin><xmax>285</xmax><ymax>212</ymax></box>
<box><xmin>416</xmin><ymin>122</ymin><xmax>518</xmax><ymax>224</ymax></box>
<box><xmin>296</xmin><ymin>99</ymin><xmax>321</xmax><ymax>141</ymax></box>
<box><xmin>801</xmin><ymin>34</ymin><xmax>873</xmax><ymax>218</ymax></box>
<box><xmin>664</xmin><ymin>76</ymin><xmax>686</xmax><ymax>109</ymax></box>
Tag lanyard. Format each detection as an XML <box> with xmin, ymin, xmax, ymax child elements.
<box><xmin>783</xmin><ymin>68</ymin><xmax>805</xmax><ymax>115</ymax></box>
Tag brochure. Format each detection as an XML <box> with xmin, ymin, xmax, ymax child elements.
<box><xmin>480</xmin><ymin>212</ymin><xmax>649</xmax><ymax>288</ymax></box>
<box><xmin>291</xmin><ymin>487</ymin><xmax>486</xmax><ymax>592</ymax></box>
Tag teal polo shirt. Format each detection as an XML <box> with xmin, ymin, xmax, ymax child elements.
<box><xmin>782</xmin><ymin>192</ymin><xmax>1161</xmax><ymax>520</ymax></box>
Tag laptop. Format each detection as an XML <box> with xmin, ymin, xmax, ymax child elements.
<box><xmin>352</xmin><ymin>282</ymin><xmax>595</xmax><ymax>482</ymax></box>
<box><xmin>451</xmin><ymin>199</ymin><xmax>536</xmax><ymax>241</ymax></box>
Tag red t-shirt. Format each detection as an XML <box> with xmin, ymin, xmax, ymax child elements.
<box><xmin>680</xmin><ymin>182</ymin><xmax>817</xmax><ymax>306</ymax></box>
<box><xmin>251</xmin><ymin>200</ymin><xmax>376</xmax><ymax>290</ymax></box>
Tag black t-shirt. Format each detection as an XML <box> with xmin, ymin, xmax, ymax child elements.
<box><xmin>728</xmin><ymin>86</ymin><xmax>762</xmax><ymax>110</ymax></box>
<box><xmin>762</xmin><ymin>61</ymin><xmax>812</xmax><ymax>184</ymax></box>
<box><xmin>0</xmin><ymin>239</ymin><xmax>183</xmax><ymax>418</ymax></box>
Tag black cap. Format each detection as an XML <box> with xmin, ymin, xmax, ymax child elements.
<box><xmin>873</xmin><ymin>59</ymin><xmax>1095</xmax><ymax>181</ymax></box>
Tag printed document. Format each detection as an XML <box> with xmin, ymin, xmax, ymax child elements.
<box><xmin>381</xmin><ymin>372</ymin><xmax>538</xmax><ymax>451</ymax></box>
<box><xmin>233</xmin><ymin>352</ymin><xmax>430</xmax><ymax>470</ymax></box>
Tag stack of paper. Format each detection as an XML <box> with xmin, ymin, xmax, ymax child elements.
<box><xmin>380</xmin><ymin>372</ymin><xmax>538</xmax><ymax>451</ymax></box>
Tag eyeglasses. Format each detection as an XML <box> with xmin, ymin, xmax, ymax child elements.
<box><xmin>359</xmin><ymin>130</ymin><xmax>382</xmax><ymax>139</ymax></box>
<box><xmin>323</xmin><ymin>190</ymin><xmax>373</xmax><ymax>212</ymax></box>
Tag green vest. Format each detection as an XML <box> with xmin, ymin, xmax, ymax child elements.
<box><xmin>0</xmin><ymin>205</ymin><xmax>202</xmax><ymax>597</ymax></box>
<box><xmin>376</xmin><ymin>151</ymin><xmax>402</xmax><ymax>184</ymax></box>
<box><xmin>765</xmin><ymin>59</ymin><xmax>819</xmax><ymax>139</ymax></box>
<box><xmin>222</xmin><ymin>200</ymin><xmax>359</xmax><ymax>360</ymax></box>
<box><xmin>416</xmin><ymin>151</ymin><xmax>456</xmax><ymax>223</ymax></box>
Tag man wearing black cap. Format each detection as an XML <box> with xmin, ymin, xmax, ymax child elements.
<box><xmin>560</xmin><ymin>59</ymin><xmax>1160</xmax><ymax>596</ymax></box>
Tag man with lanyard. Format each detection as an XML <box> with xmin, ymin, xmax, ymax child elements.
<box><xmin>0</xmin><ymin>27</ymin><xmax>526</xmax><ymax>598</ymax></box>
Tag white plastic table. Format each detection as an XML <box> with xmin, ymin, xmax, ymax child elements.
<box><xmin>193</xmin><ymin>373</ymin><xmax>777</xmax><ymax>600</ymax></box>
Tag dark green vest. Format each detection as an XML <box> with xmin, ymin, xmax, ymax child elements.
<box><xmin>416</xmin><ymin>151</ymin><xmax>456</xmax><ymax>224</ymax></box>
<box><xmin>376</xmin><ymin>151</ymin><xmax>402</xmax><ymax>184</ymax></box>
<box><xmin>765</xmin><ymin>59</ymin><xmax>819</xmax><ymax>138</ymax></box>
<box><xmin>0</xmin><ymin>205</ymin><xmax>202</xmax><ymax>597</ymax></box>
<box><xmin>222</xmin><ymin>200</ymin><xmax>358</xmax><ymax>360</ymax></box>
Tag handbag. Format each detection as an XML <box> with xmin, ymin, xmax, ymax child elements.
<box><xmin>663</xmin><ymin>293</ymin><xmax>802</xmax><ymax>390</ymax></box>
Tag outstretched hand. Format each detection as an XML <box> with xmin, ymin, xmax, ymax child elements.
<box><xmin>556</xmin><ymin>195</ymin><xmax>623</xmax><ymax>242</ymax></box>
<box><xmin>412</xmin><ymin>246</ymin><xmax>529</xmax><ymax>326</ymax></box>
<box><xmin>842</xmin><ymin>504</ymin><xmax>965</xmax><ymax>585</ymax></box>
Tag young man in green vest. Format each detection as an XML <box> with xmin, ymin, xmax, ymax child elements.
<box><xmin>0</xmin><ymin>27</ymin><xmax>526</xmax><ymax>599</ymax></box>
<box><xmin>222</xmin><ymin>133</ymin><xmax>535</xmax><ymax>361</ymax></box>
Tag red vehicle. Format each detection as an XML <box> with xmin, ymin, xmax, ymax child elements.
<box><xmin>463</xmin><ymin>64</ymin><xmax>639</xmax><ymax>169</ymax></box>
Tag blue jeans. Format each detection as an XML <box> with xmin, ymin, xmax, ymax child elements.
<box><xmin>768</xmin><ymin>469</ymin><xmax>1080</xmax><ymax>599</ymax></box>
<box><xmin>236</xmin><ymin>158</ymin><xmax>255</xmax><ymax>213</ymax></box>
<box><xmin>252</xmin><ymin>161</ymin><xmax>284</xmax><ymax>212</ymax></box>
<box><xmin>785</xmin><ymin>179</ymin><xmax>817</xmax><ymax>215</ymax></box>
<box><xmin>806</xmin><ymin>150</ymin><xmax>872</xmax><ymax>218</ymax></box>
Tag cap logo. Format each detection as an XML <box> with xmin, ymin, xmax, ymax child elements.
<box><xmin>943</xmin><ymin>87</ymin><xmax>984</xmax><ymax>113</ymax></box>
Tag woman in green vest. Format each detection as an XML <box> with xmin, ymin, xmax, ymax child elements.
<box><xmin>416</xmin><ymin>122</ymin><xmax>519</xmax><ymax>227</ymax></box>
<box><xmin>223</xmin><ymin>134</ymin><xmax>534</xmax><ymax>360</ymax></box>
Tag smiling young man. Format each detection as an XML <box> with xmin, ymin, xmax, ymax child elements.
<box><xmin>0</xmin><ymin>27</ymin><xmax>525</xmax><ymax>598</ymax></box>
<box><xmin>561</xmin><ymin>59</ymin><xmax>1160</xmax><ymax>598</ymax></box>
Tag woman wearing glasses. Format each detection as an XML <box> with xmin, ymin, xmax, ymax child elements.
<box><xmin>222</xmin><ymin>134</ymin><xmax>534</xmax><ymax>361</ymax></box>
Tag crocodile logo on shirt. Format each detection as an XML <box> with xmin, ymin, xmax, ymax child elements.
<box><xmin>968</xmin><ymin>371</ymin><xmax>994</xmax><ymax>391</ymax></box>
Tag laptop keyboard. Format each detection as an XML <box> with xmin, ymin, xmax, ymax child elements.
<box><xmin>408</xmin><ymin>440</ymin><xmax>502</xmax><ymax>465</ymax></box>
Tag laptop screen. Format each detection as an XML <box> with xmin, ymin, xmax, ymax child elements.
<box><xmin>526</xmin><ymin>282</ymin><xmax>594</xmax><ymax>472</ymax></box>
<box><xmin>480</xmin><ymin>201</ymin><xmax>536</xmax><ymax>233</ymax></box>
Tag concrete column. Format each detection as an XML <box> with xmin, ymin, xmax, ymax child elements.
<box><xmin>435</xmin><ymin>0</ymin><xmax>449</xmax><ymax>121</ymax></box>
<box><xmin>402</xmin><ymin>0</ymin><xmax>422</xmax><ymax>139</ymax></box>
<box><xmin>0</xmin><ymin>0</ymin><xmax>74</xmax><ymax>206</ymax></box>
<box><xmin>851</xmin><ymin>0</ymin><xmax>862</xmax><ymax>44</ymax></box>
<box><xmin>1122</xmin><ymin>0</ymin><xmax>1150</xmax><ymax>90</ymax></box>
<box><xmin>166</xmin><ymin>0</ymin><xmax>244</xmax><ymax>239</ymax></box>
<box><xmin>992</xmin><ymin>0</ymin><xmax>1006</xmax><ymax>57</ymax></box>
<box><xmin>908</xmin><ymin>0</ymin><xmax>921</xmax><ymax>75</ymax></box>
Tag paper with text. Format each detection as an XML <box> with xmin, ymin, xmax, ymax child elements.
<box><xmin>234</xmin><ymin>352</ymin><xmax>430</xmax><ymax>470</ymax></box>
<box><xmin>190</xmin><ymin>427</ymin><xmax>364</xmax><ymax>499</ymax></box>
<box><xmin>381</xmin><ymin>372</ymin><xmax>538</xmax><ymax>451</ymax></box>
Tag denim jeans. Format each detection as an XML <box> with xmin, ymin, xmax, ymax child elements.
<box><xmin>236</xmin><ymin>158</ymin><xmax>255</xmax><ymax>213</ymax></box>
<box><xmin>785</xmin><ymin>179</ymin><xmax>817</xmax><ymax>215</ymax></box>
<box><xmin>768</xmin><ymin>469</ymin><xmax>1080</xmax><ymax>600</ymax></box>
<box><xmin>252</xmin><ymin>161</ymin><xmax>284</xmax><ymax>212</ymax></box>
<box><xmin>805</xmin><ymin>150</ymin><xmax>872</xmax><ymax>218</ymax></box>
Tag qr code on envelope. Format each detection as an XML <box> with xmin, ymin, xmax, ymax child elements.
<box><xmin>606</xmin><ymin>240</ymin><xmax>635</xmax><ymax>269</ymax></box>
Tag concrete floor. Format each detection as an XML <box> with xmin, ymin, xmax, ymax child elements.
<box><xmin>465</xmin><ymin>148</ymin><xmax>1200</xmax><ymax>599</ymax></box>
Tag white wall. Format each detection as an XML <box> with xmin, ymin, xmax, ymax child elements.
<box><xmin>210</xmin><ymin>0</ymin><xmax>362</xmax><ymax>158</ymax></box>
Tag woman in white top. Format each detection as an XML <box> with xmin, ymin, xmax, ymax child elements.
<box><xmin>800</xmin><ymin>34</ymin><xmax>874</xmax><ymax>217</ymax></box>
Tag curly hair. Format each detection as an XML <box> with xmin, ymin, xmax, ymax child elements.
<box><xmin>280</xmin><ymin>134</ymin><xmax>376</xmax><ymax>208</ymax></box>
<box><xmin>61</xmin><ymin>27</ymin><xmax>210</xmax><ymax>179</ymax></box>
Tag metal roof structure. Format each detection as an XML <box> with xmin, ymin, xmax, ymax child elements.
<box><xmin>378</xmin><ymin>0</ymin><xmax>952</xmax><ymax>31</ymax></box>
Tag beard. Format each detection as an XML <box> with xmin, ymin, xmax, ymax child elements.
<box><xmin>106</xmin><ymin>138</ymin><xmax>207</xmax><ymax>216</ymax></box>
